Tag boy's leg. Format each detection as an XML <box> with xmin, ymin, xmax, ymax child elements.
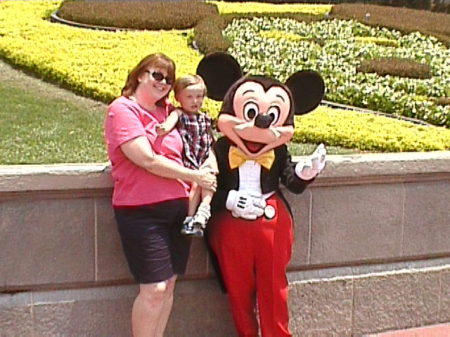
<box><xmin>181</xmin><ymin>183</ymin><xmax>202</xmax><ymax>235</ymax></box>
<box><xmin>200</xmin><ymin>188</ymin><xmax>213</xmax><ymax>205</ymax></box>
<box><xmin>188</xmin><ymin>182</ymin><xmax>201</xmax><ymax>216</ymax></box>
<box><xmin>191</xmin><ymin>188</ymin><xmax>213</xmax><ymax>230</ymax></box>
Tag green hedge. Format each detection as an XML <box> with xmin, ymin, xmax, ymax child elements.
<box><xmin>330</xmin><ymin>4</ymin><xmax>450</xmax><ymax>45</ymax></box>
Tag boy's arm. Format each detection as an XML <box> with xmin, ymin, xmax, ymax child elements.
<box><xmin>201</xmin><ymin>150</ymin><xmax>218</xmax><ymax>174</ymax></box>
<box><xmin>201</xmin><ymin>116</ymin><xmax>218</xmax><ymax>172</ymax></box>
<box><xmin>156</xmin><ymin>109</ymin><xmax>182</xmax><ymax>136</ymax></box>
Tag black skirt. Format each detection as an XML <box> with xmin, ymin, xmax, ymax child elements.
<box><xmin>114</xmin><ymin>198</ymin><xmax>190</xmax><ymax>284</ymax></box>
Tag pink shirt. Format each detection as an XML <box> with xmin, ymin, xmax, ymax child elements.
<box><xmin>104</xmin><ymin>96</ymin><xmax>189</xmax><ymax>206</ymax></box>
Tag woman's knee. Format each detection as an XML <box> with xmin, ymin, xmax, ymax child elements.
<box><xmin>165</xmin><ymin>275</ymin><xmax>177</xmax><ymax>293</ymax></box>
<box><xmin>139</xmin><ymin>276</ymin><xmax>177</xmax><ymax>304</ymax></box>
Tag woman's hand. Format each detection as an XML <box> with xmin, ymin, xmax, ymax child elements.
<box><xmin>194</xmin><ymin>167</ymin><xmax>217</xmax><ymax>192</ymax></box>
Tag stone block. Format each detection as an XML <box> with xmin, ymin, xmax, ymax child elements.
<box><xmin>0</xmin><ymin>197</ymin><xmax>95</xmax><ymax>288</ymax></box>
<box><xmin>352</xmin><ymin>270</ymin><xmax>441</xmax><ymax>335</ymax></box>
<box><xmin>0</xmin><ymin>307</ymin><xmax>33</xmax><ymax>337</ymax></box>
<box><xmin>95</xmin><ymin>197</ymin><xmax>132</xmax><ymax>282</ymax></box>
<box><xmin>31</xmin><ymin>280</ymin><xmax>234</xmax><ymax>337</ymax></box>
<box><xmin>363</xmin><ymin>323</ymin><xmax>450</xmax><ymax>337</ymax></box>
<box><xmin>310</xmin><ymin>184</ymin><xmax>404</xmax><ymax>265</ymax></box>
<box><xmin>284</xmin><ymin>190</ymin><xmax>312</xmax><ymax>268</ymax></box>
<box><xmin>168</xmin><ymin>279</ymin><xmax>236</xmax><ymax>337</ymax></box>
<box><xmin>185</xmin><ymin>236</ymin><xmax>209</xmax><ymax>277</ymax></box>
<box><xmin>440</xmin><ymin>269</ymin><xmax>450</xmax><ymax>323</ymax></box>
<box><xmin>403</xmin><ymin>181</ymin><xmax>450</xmax><ymax>256</ymax></box>
<box><xmin>0</xmin><ymin>292</ymin><xmax>33</xmax><ymax>337</ymax></box>
<box><xmin>32</xmin><ymin>285</ymin><xmax>136</xmax><ymax>337</ymax></box>
<box><xmin>288</xmin><ymin>276</ymin><xmax>353</xmax><ymax>336</ymax></box>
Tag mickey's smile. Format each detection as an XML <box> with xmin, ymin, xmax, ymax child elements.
<box><xmin>243</xmin><ymin>140</ymin><xmax>266</xmax><ymax>154</ymax></box>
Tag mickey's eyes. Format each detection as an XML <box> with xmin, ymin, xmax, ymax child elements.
<box><xmin>267</xmin><ymin>106</ymin><xmax>280</xmax><ymax>125</ymax></box>
<box><xmin>243</xmin><ymin>102</ymin><xmax>259</xmax><ymax>121</ymax></box>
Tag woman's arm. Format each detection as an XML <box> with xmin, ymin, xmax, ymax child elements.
<box><xmin>121</xmin><ymin>136</ymin><xmax>216</xmax><ymax>190</ymax></box>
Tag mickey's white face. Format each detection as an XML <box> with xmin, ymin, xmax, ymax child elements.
<box><xmin>233</xmin><ymin>81</ymin><xmax>291</xmax><ymax>126</ymax></box>
<box><xmin>218</xmin><ymin>80</ymin><xmax>294</xmax><ymax>159</ymax></box>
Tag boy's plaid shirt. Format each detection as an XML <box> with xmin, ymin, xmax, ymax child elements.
<box><xmin>178</xmin><ymin>111</ymin><xmax>213</xmax><ymax>170</ymax></box>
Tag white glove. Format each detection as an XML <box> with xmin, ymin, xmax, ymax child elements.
<box><xmin>295</xmin><ymin>143</ymin><xmax>327</xmax><ymax>181</ymax></box>
<box><xmin>226</xmin><ymin>190</ymin><xmax>266</xmax><ymax>220</ymax></box>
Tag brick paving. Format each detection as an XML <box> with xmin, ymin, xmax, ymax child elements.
<box><xmin>365</xmin><ymin>323</ymin><xmax>450</xmax><ymax>337</ymax></box>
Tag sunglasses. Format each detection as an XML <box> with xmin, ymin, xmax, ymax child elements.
<box><xmin>145</xmin><ymin>70</ymin><xmax>173</xmax><ymax>85</ymax></box>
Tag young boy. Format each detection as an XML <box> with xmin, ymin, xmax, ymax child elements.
<box><xmin>156</xmin><ymin>74</ymin><xmax>216</xmax><ymax>236</ymax></box>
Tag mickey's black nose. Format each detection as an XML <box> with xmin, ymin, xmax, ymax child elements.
<box><xmin>254</xmin><ymin>114</ymin><xmax>274</xmax><ymax>129</ymax></box>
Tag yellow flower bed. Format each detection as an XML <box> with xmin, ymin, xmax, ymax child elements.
<box><xmin>295</xmin><ymin>107</ymin><xmax>450</xmax><ymax>152</ymax></box>
<box><xmin>209</xmin><ymin>1</ymin><xmax>332</xmax><ymax>16</ymax></box>
<box><xmin>260</xmin><ymin>30</ymin><xmax>306</xmax><ymax>42</ymax></box>
<box><xmin>0</xmin><ymin>1</ymin><xmax>203</xmax><ymax>102</ymax></box>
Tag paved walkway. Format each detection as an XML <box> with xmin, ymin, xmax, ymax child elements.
<box><xmin>366</xmin><ymin>323</ymin><xmax>450</xmax><ymax>337</ymax></box>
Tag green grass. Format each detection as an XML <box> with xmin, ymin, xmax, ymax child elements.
<box><xmin>0</xmin><ymin>82</ymin><xmax>107</xmax><ymax>164</ymax></box>
<box><xmin>0</xmin><ymin>80</ymin><xmax>359</xmax><ymax>165</ymax></box>
<box><xmin>288</xmin><ymin>142</ymin><xmax>359</xmax><ymax>156</ymax></box>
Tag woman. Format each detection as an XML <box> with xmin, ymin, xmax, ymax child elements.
<box><xmin>104</xmin><ymin>53</ymin><xmax>216</xmax><ymax>337</ymax></box>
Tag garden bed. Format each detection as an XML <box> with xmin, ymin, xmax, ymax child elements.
<box><xmin>0</xmin><ymin>0</ymin><xmax>448</xmax><ymax>164</ymax></box>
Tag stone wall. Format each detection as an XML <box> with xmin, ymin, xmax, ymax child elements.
<box><xmin>1</xmin><ymin>151</ymin><xmax>449</xmax><ymax>336</ymax></box>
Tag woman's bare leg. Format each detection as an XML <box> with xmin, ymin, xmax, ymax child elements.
<box><xmin>155</xmin><ymin>276</ymin><xmax>177</xmax><ymax>337</ymax></box>
<box><xmin>132</xmin><ymin>276</ymin><xmax>177</xmax><ymax>337</ymax></box>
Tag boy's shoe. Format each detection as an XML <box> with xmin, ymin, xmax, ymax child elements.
<box><xmin>192</xmin><ymin>203</ymin><xmax>211</xmax><ymax>229</ymax></box>
<box><xmin>180</xmin><ymin>216</ymin><xmax>193</xmax><ymax>235</ymax></box>
<box><xmin>181</xmin><ymin>217</ymin><xmax>203</xmax><ymax>237</ymax></box>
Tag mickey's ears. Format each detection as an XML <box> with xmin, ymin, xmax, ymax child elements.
<box><xmin>196</xmin><ymin>52</ymin><xmax>242</xmax><ymax>101</ymax></box>
<box><xmin>286</xmin><ymin>71</ymin><xmax>325</xmax><ymax>115</ymax></box>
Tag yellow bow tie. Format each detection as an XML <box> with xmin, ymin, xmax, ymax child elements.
<box><xmin>229</xmin><ymin>146</ymin><xmax>275</xmax><ymax>170</ymax></box>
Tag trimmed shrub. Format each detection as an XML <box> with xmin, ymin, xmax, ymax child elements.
<box><xmin>57</xmin><ymin>1</ymin><xmax>219</xmax><ymax>30</ymax></box>
<box><xmin>357</xmin><ymin>58</ymin><xmax>432</xmax><ymax>79</ymax></box>
<box><xmin>330</xmin><ymin>4</ymin><xmax>450</xmax><ymax>45</ymax></box>
<box><xmin>194</xmin><ymin>15</ymin><xmax>230</xmax><ymax>55</ymax></box>
<box><xmin>435</xmin><ymin>97</ymin><xmax>450</xmax><ymax>106</ymax></box>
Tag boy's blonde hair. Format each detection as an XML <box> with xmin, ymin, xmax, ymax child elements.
<box><xmin>173</xmin><ymin>74</ymin><xmax>207</xmax><ymax>97</ymax></box>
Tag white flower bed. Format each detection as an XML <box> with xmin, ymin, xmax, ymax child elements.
<box><xmin>224</xmin><ymin>18</ymin><xmax>450</xmax><ymax>126</ymax></box>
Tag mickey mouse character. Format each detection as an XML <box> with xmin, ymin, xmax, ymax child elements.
<box><xmin>197</xmin><ymin>52</ymin><xmax>326</xmax><ymax>337</ymax></box>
